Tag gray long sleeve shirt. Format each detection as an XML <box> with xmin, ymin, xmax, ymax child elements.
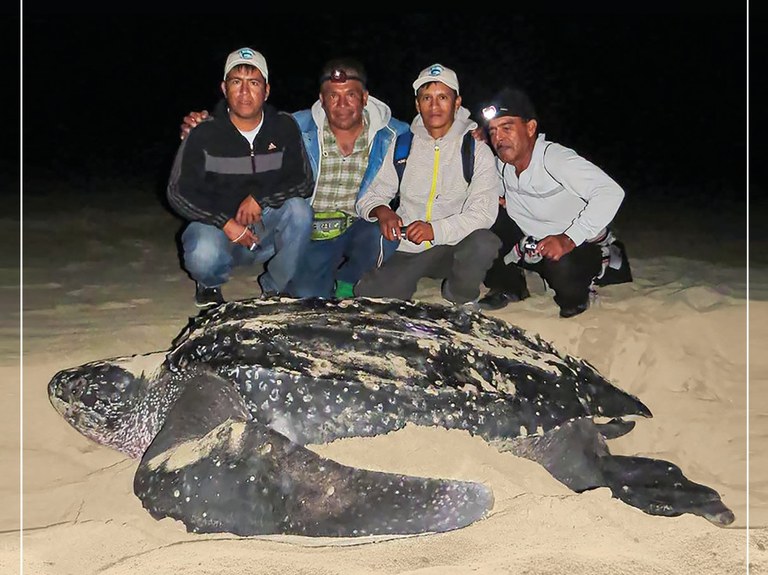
<box><xmin>501</xmin><ymin>134</ymin><xmax>625</xmax><ymax>246</ymax></box>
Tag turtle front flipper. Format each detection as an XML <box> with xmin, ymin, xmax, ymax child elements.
<box><xmin>134</xmin><ymin>369</ymin><xmax>493</xmax><ymax>537</ymax></box>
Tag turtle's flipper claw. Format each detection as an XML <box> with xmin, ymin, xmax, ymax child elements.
<box><xmin>601</xmin><ymin>455</ymin><xmax>735</xmax><ymax>526</ymax></box>
<box><xmin>595</xmin><ymin>417</ymin><xmax>636</xmax><ymax>440</ymax></box>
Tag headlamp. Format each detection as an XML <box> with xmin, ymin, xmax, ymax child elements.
<box><xmin>482</xmin><ymin>105</ymin><xmax>499</xmax><ymax>121</ymax></box>
<box><xmin>319</xmin><ymin>68</ymin><xmax>365</xmax><ymax>86</ymax></box>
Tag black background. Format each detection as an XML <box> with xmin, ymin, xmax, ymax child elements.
<box><xmin>20</xmin><ymin>10</ymin><xmax>748</xmax><ymax>215</ymax></box>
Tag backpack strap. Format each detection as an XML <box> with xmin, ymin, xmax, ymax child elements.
<box><xmin>393</xmin><ymin>130</ymin><xmax>414</xmax><ymax>185</ymax></box>
<box><xmin>460</xmin><ymin>131</ymin><xmax>475</xmax><ymax>184</ymax></box>
<box><xmin>390</xmin><ymin>130</ymin><xmax>413</xmax><ymax>210</ymax></box>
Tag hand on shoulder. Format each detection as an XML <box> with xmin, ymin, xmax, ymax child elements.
<box><xmin>180</xmin><ymin>110</ymin><xmax>210</xmax><ymax>140</ymax></box>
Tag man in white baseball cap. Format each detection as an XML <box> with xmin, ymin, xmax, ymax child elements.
<box><xmin>355</xmin><ymin>62</ymin><xmax>501</xmax><ymax>307</ymax></box>
<box><xmin>167</xmin><ymin>46</ymin><xmax>314</xmax><ymax>309</ymax></box>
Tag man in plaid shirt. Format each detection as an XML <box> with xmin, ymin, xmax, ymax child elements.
<box><xmin>289</xmin><ymin>57</ymin><xmax>409</xmax><ymax>298</ymax></box>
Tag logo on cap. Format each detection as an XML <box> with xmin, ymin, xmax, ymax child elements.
<box><xmin>428</xmin><ymin>64</ymin><xmax>445</xmax><ymax>77</ymax></box>
<box><xmin>238</xmin><ymin>48</ymin><xmax>255</xmax><ymax>60</ymax></box>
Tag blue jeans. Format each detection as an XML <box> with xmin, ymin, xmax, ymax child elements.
<box><xmin>287</xmin><ymin>219</ymin><xmax>398</xmax><ymax>298</ymax></box>
<box><xmin>181</xmin><ymin>197</ymin><xmax>313</xmax><ymax>294</ymax></box>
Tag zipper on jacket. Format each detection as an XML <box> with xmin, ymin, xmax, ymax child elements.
<box><xmin>250</xmin><ymin>144</ymin><xmax>256</xmax><ymax>173</ymax></box>
<box><xmin>425</xmin><ymin>144</ymin><xmax>440</xmax><ymax>221</ymax></box>
<box><xmin>423</xmin><ymin>144</ymin><xmax>441</xmax><ymax>249</ymax></box>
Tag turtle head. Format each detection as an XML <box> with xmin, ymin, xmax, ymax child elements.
<box><xmin>48</xmin><ymin>353</ymin><xmax>165</xmax><ymax>454</ymax></box>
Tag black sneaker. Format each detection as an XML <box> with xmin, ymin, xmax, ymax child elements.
<box><xmin>559</xmin><ymin>301</ymin><xmax>589</xmax><ymax>318</ymax></box>
<box><xmin>477</xmin><ymin>288</ymin><xmax>528</xmax><ymax>311</ymax></box>
<box><xmin>195</xmin><ymin>284</ymin><xmax>224</xmax><ymax>309</ymax></box>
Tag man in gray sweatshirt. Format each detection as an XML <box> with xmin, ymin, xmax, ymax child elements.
<box><xmin>354</xmin><ymin>64</ymin><xmax>501</xmax><ymax>305</ymax></box>
<box><xmin>478</xmin><ymin>86</ymin><xmax>632</xmax><ymax>318</ymax></box>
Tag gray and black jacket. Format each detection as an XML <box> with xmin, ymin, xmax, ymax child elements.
<box><xmin>167</xmin><ymin>100</ymin><xmax>314</xmax><ymax>228</ymax></box>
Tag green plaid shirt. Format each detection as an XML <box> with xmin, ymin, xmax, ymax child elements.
<box><xmin>312</xmin><ymin>112</ymin><xmax>370</xmax><ymax>214</ymax></box>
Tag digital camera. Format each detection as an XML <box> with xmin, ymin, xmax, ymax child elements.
<box><xmin>523</xmin><ymin>238</ymin><xmax>538</xmax><ymax>251</ymax></box>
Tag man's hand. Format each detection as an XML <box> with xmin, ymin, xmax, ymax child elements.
<box><xmin>223</xmin><ymin>218</ymin><xmax>259</xmax><ymax>249</ymax></box>
<box><xmin>370</xmin><ymin>205</ymin><xmax>403</xmax><ymax>241</ymax></box>
<box><xmin>536</xmin><ymin>233</ymin><xmax>576</xmax><ymax>261</ymax></box>
<box><xmin>236</xmin><ymin>196</ymin><xmax>263</xmax><ymax>226</ymax></box>
<box><xmin>180</xmin><ymin>110</ymin><xmax>210</xmax><ymax>140</ymax></box>
<box><xmin>401</xmin><ymin>220</ymin><xmax>434</xmax><ymax>245</ymax></box>
<box><xmin>470</xmin><ymin>126</ymin><xmax>488</xmax><ymax>144</ymax></box>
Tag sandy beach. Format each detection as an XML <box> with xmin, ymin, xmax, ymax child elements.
<box><xmin>5</xmin><ymin>182</ymin><xmax>764</xmax><ymax>574</ymax></box>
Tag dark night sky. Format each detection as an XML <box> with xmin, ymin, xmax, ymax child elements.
<box><xmin>21</xmin><ymin>10</ymin><xmax>748</xmax><ymax>212</ymax></box>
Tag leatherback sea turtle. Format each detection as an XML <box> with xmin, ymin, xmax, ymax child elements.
<box><xmin>48</xmin><ymin>297</ymin><xmax>734</xmax><ymax>536</ymax></box>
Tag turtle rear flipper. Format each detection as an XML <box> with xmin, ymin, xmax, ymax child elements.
<box><xmin>600</xmin><ymin>455</ymin><xmax>735</xmax><ymax>526</ymax></box>
<box><xmin>134</xmin><ymin>369</ymin><xmax>493</xmax><ymax>536</ymax></box>
<box><xmin>503</xmin><ymin>418</ymin><xmax>734</xmax><ymax>526</ymax></box>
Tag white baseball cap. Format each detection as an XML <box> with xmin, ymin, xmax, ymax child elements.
<box><xmin>412</xmin><ymin>63</ymin><xmax>460</xmax><ymax>95</ymax></box>
<box><xmin>223</xmin><ymin>47</ymin><xmax>269</xmax><ymax>82</ymax></box>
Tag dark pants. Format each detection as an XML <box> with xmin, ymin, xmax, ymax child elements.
<box><xmin>484</xmin><ymin>210</ymin><xmax>601</xmax><ymax>310</ymax></box>
<box><xmin>356</xmin><ymin>229</ymin><xmax>501</xmax><ymax>304</ymax></box>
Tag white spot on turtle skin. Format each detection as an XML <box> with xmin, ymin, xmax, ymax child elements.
<box><xmin>326</xmin><ymin>486</ymin><xmax>335</xmax><ymax>496</ymax></box>
<box><xmin>520</xmin><ymin>425</ymin><xmax>528</xmax><ymax>437</ymax></box>
<box><xmin>173</xmin><ymin>489</ymin><xmax>180</xmax><ymax>498</ymax></box>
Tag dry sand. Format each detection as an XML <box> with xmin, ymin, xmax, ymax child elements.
<box><xmin>5</xmin><ymin>187</ymin><xmax>765</xmax><ymax>574</ymax></box>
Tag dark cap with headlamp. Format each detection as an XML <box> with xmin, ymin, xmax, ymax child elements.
<box><xmin>319</xmin><ymin>57</ymin><xmax>368</xmax><ymax>88</ymax></box>
<box><xmin>481</xmin><ymin>87</ymin><xmax>537</xmax><ymax>123</ymax></box>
